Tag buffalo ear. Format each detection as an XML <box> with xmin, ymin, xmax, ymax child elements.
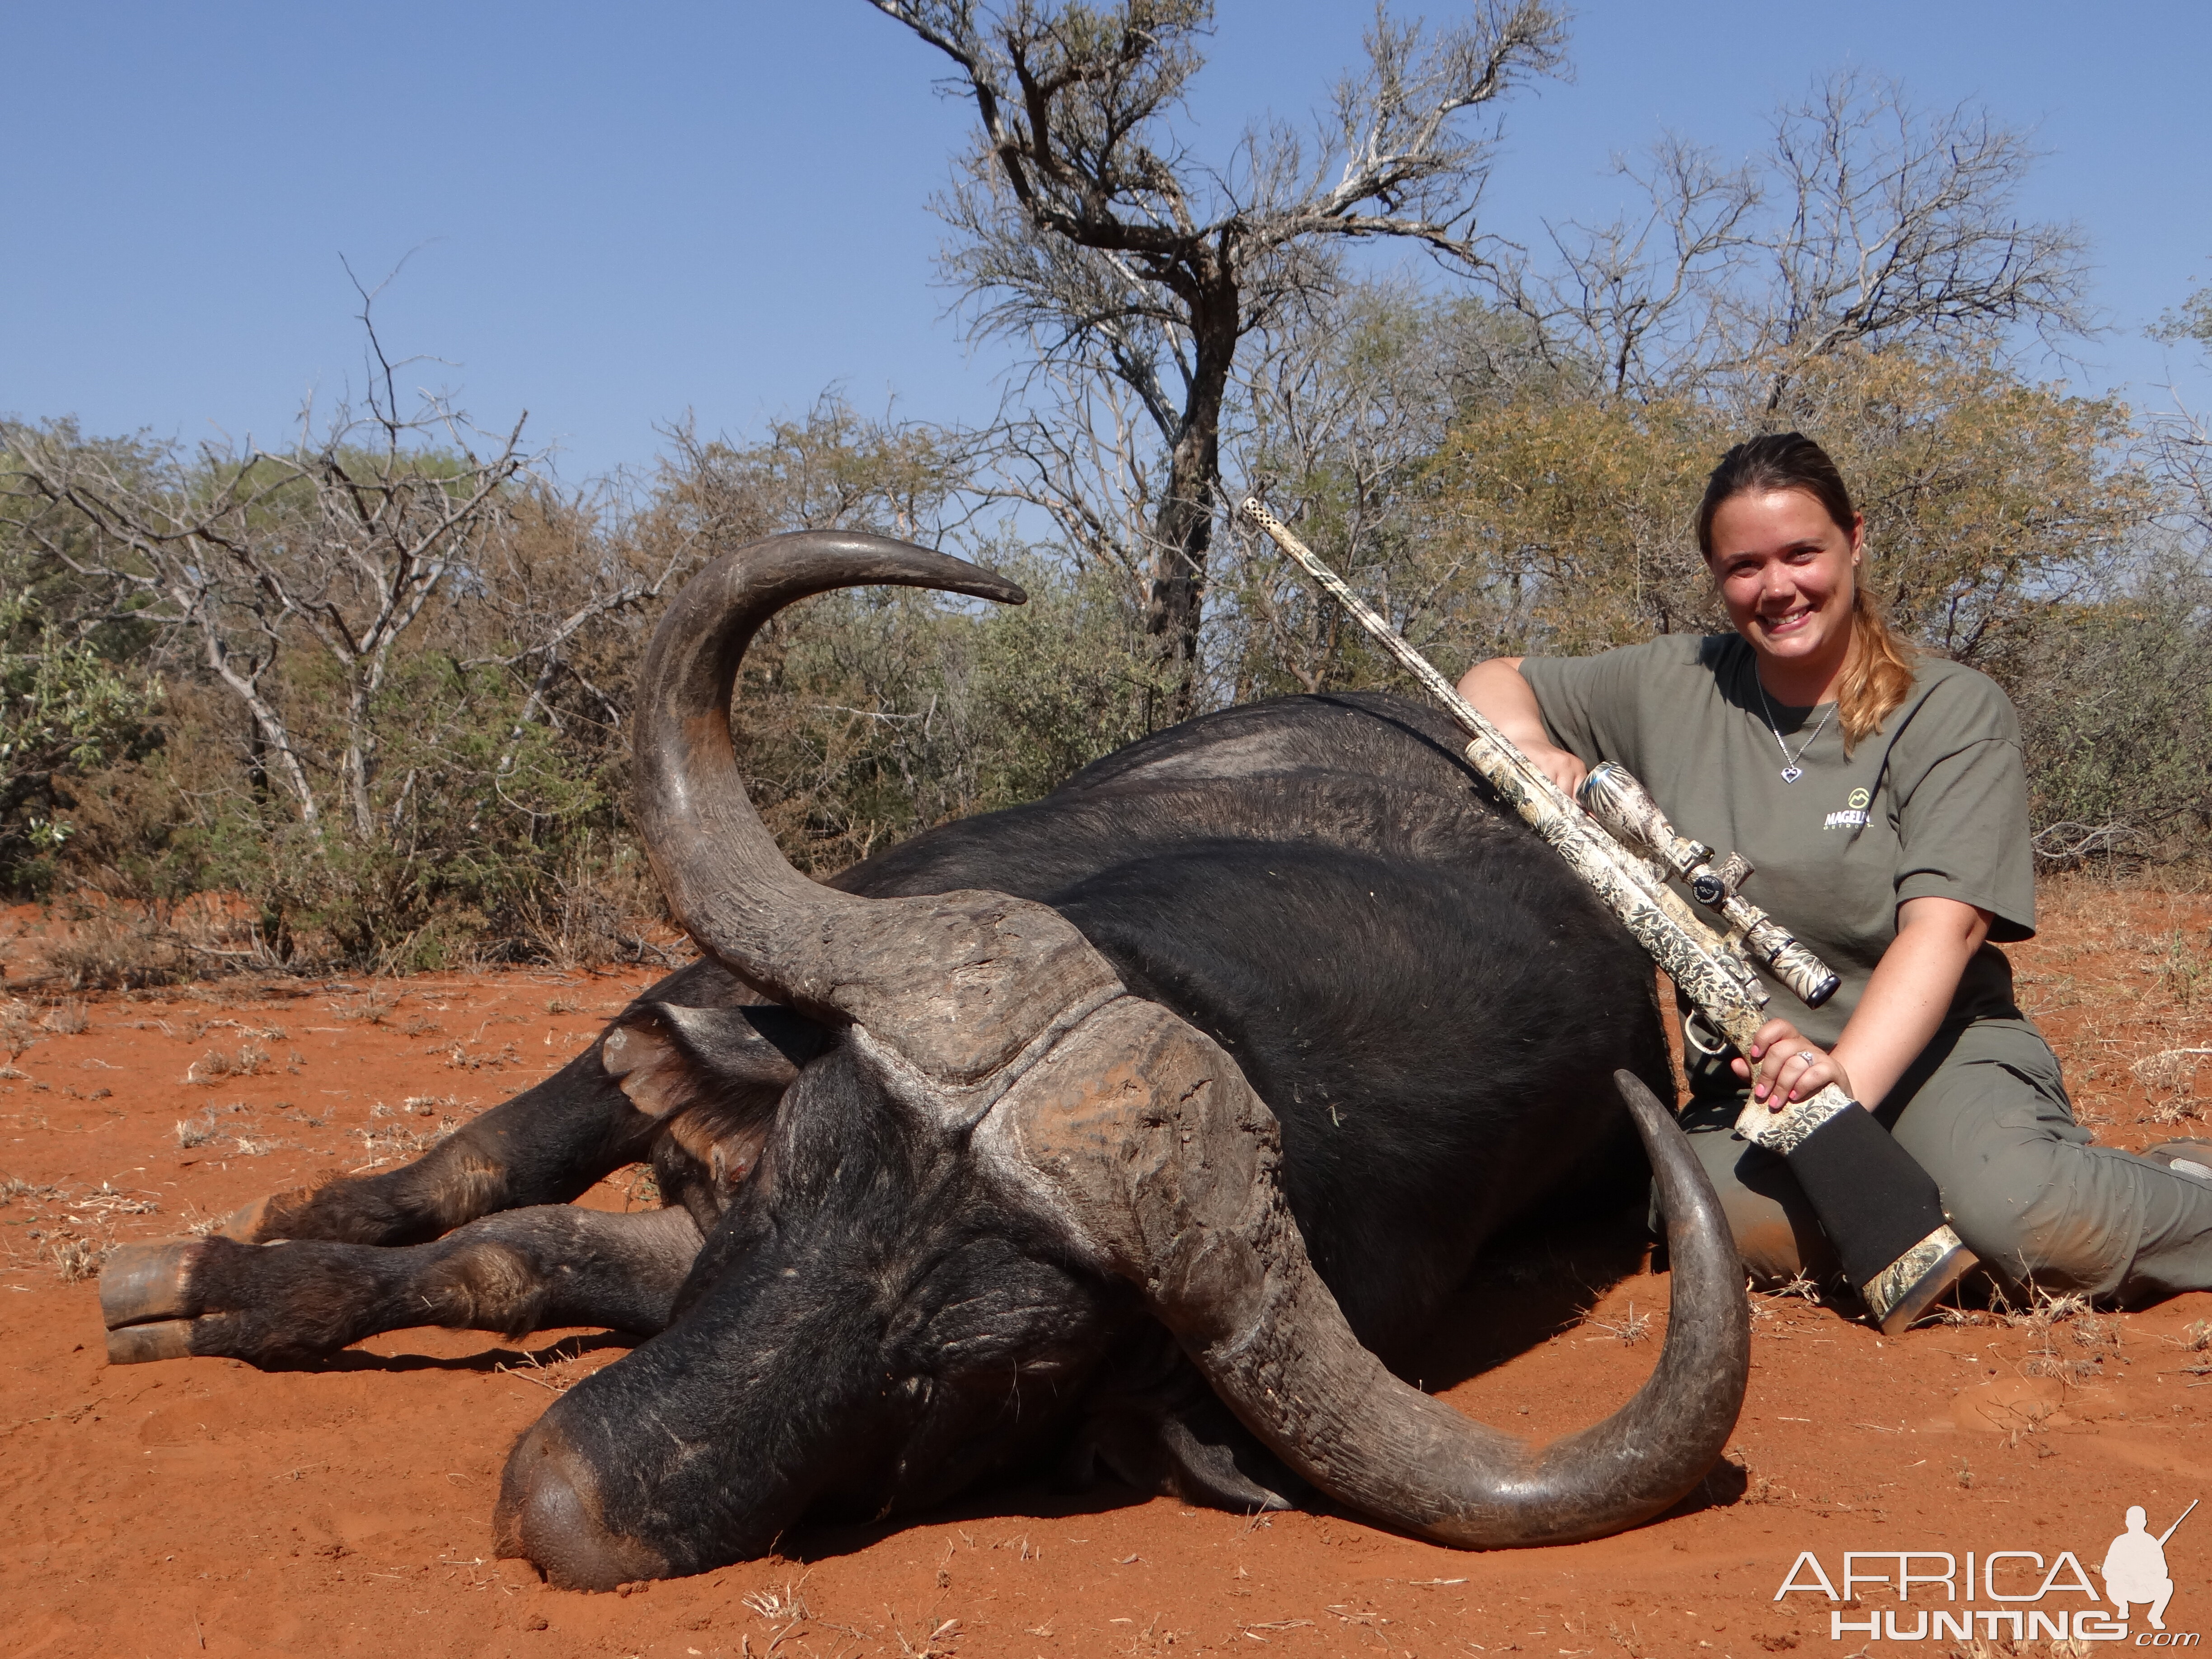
<box><xmin>601</xmin><ymin>1003</ymin><xmax>827</xmax><ymax>1120</ymax></box>
<box><xmin>1065</xmin><ymin>1367</ymin><xmax>1303</xmax><ymax>1515</ymax></box>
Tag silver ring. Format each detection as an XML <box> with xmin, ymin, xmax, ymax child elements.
<box><xmin>1796</xmin><ymin>1049</ymin><xmax>1818</xmax><ymax>1064</ymax></box>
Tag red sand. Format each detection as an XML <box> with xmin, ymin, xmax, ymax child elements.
<box><xmin>5</xmin><ymin>880</ymin><xmax>2212</xmax><ymax>1657</ymax></box>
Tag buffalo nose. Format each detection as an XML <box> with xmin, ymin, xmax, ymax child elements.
<box><xmin>495</xmin><ymin>1420</ymin><xmax>669</xmax><ymax>1591</ymax></box>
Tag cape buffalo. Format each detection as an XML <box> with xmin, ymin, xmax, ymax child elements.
<box><xmin>98</xmin><ymin>531</ymin><xmax>1749</xmax><ymax>1589</ymax></box>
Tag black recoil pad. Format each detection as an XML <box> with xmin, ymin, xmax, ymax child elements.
<box><xmin>1782</xmin><ymin>1105</ymin><xmax>1950</xmax><ymax>1292</ymax></box>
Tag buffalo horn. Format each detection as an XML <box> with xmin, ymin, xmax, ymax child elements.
<box><xmin>635</xmin><ymin>533</ymin><xmax>1131</xmax><ymax>1084</ymax></box>
<box><xmin>1003</xmin><ymin>1003</ymin><xmax>1749</xmax><ymax>1548</ymax></box>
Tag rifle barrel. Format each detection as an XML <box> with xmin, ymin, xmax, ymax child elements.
<box><xmin>1236</xmin><ymin>496</ymin><xmax>1762</xmax><ymax>1031</ymax></box>
<box><xmin>2160</xmin><ymin>1498</ymin><xmax>2198</xmax><ymax>1545</ymax></box>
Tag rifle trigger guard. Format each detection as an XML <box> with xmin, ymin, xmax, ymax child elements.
<box><xmin>1684</xmin><ymin>1008</ymin><xmax>1729</xmax><ymax>1057</ymax></box>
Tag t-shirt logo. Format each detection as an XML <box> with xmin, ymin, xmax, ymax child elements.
<box><xmin>1826</xmin><ymin>787</ymin><xmax>1872</xmax><ymax>831</ymax></box>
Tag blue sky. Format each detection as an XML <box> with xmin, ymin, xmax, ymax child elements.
<box><xmin>5</xmin><ymin>2</ymin><xmax>2207</xmax><ymax>478</ymax></box>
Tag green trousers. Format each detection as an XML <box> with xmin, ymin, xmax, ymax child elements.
<box><xmin>1682</xmin><ymin>1017</ymin><xmax>2212</xmax><ymax>1308</ymax></box>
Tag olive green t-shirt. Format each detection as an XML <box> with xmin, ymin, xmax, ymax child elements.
<box><xmin>1521</xmin><ymin>635</ymin><xmax>2036</xmax><ymax>1087</ymax></box>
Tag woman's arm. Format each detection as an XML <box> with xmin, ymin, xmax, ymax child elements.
<box><xmin>1741</xmin><ymin>895</ymin><xmax>1993</xmax><ymax>1111</ymax></box>
<box><xmin>1455</xmin><ymin>657</ymin><xmax>1589</xmax><ymax>794</ymax></box>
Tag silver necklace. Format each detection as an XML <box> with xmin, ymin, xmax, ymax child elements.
<box><xmin>1755</xmin><ymin>679</ymin><xmax>1835</xmax><ymax>783</ymax></box>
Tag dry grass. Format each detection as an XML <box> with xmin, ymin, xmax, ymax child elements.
<box><xmin>1587</xmin><ymin>1300</ymin><xmax>1655</xmax><ymax>1345</ymax></box>
<box><xmin>42</xmin><ymin>910</ymin><xmax>186</xmax><ymax>990</ymax></box>
<box><xmin>0</xmin><ymin>1000</ymin><xmax>42</xmax><ymax>1059</ymax></box>
<box><xmin>1998</xmin><ymin>1288</ymin><xmax>2121</xmax><ymax>1383</ymax></box>
<box><xmin>2</xmin><ymin>1177</ymin><xmax>161</xmax><ymax>1282</ymax></box>
<box><xmin>2011</xmin><ymin>876</ymin><xmax>2212</xmax><ymax>1133</ymax></box>
<box><xmin>742</xmin><ymin>1582</ymin><xmax>811</xmax><ymax>1623</ymax></box>
<box><xmin>173</xmin><ymin>1103</ymin><xmax>277</xmax><ymax>1158</ymax></box>
<box><xmin>68</xmin><ymin>1181</ymin><xmax>158</xmax><ymax>1218</ymax></box>
<box><xmin>46</xmin><ymin>1236</ymin><xmax>108</xmax><ymax>1281</ymax></box>
<box><xmin>2134</xmin><ymin>1045</ymin><xmax>2212</xmax><ymax>1124</ymax></box>
<box><xmin>328</xmin><ymin>990</ymin><xmax>399</xmax><ymax>1024</ymax></box>
<box><xmin>2154</xmin><ymin>926</ymin><xmax>2212</xmax><ymax>1008</ymax></box>
<box><xmin>345</xmin><ymin>1095</ymin><xmax>484</xmax><ymax>1172</ymax></box>
<box><xmin>439</xmin><ymin>1040</ymin><xmax>520</xmax><ymax>1071</ymax></box>
<box><xmin>39</xmin><ymin>1002</ymin><xmax>89</xmax><ymax>1035</ymax></box>
<box><xmin>184</xmin><ymin>1044</ymin><xmax>268</xmax><ymax>1086</ymax></box>
<box><xmin>886</xmin><ymin>1612</ymin><xmax>961</xmax><ymax>1659</ymax></box>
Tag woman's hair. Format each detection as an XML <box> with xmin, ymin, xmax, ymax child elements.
<box><xmin>1694</xmin><ymin>431</ymin><xmax>1914</xmax><ymax>750</ymax></box>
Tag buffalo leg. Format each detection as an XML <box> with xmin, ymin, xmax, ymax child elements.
<box><xmin>223</xmin><ymin>960</ymin><xmax>748</xmax><ymax>1246</ymax></box>
<box><xmin>100</xmin><ymin>1204</ymin><xmax>704</xmax><ymax>1367</ymax></box>
<box><xmin>218</xmin><ymin>1045</ymin><xmax>660</xmax><ymax>1246</ymax></box>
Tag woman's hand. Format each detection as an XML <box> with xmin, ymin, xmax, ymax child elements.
<box><xmin>1455</xmin><ymin>657</ymin><xmax>1588</xmax><ymax>793</ymax></box>
<box><xmin>1735</xmin><ymin>1018</ymin><xmax>1854</xmax><ymax>1111</ymax></box>
<box><xmin>1524</xmin><ymin>740</ymin><xmax>1588</xmax><ymax>796</ymax></box>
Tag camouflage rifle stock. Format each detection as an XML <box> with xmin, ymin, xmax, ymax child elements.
<box><xmin>1237</xmin><ymin>495</ymin><xmax>1976</xmax><ymax>1333</ymax></box>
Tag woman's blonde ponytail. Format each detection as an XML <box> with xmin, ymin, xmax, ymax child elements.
<box><xmin>1835</xmin><ymin>580</ymin><xmax>1915</xmax><ymax>750</ymax></box>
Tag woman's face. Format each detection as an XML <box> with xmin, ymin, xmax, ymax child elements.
<box><xmin>1705</xmin><ymin>487</ymin><xmax>1863</xmax><ymax>680</ymax></box>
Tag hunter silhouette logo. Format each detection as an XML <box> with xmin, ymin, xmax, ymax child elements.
<box><xmin>1776</xmin><ymin>1500</ymin><xmax>2199</xmax><ymax>1642</ymax></box>
<box><xmin>2107</xmin><ymin>1502</ymin><xmax>2196</xmax><ymax>1631</ymax></box>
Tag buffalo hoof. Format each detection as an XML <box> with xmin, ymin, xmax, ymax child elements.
<box><xmin>101</xmin><ymin>1241</ymin><xmax>213</xmax><ymax>1365</ymax></box>
<box><xmin>100</xmin><ymin>1240</ymin><xmax>206</xmax><ymax>1330</ymax></box>
<box><xmin>215</xmin><ymin>1195</ymin><xmax>277</xmax><ymax>1242</ymax></box>
<box><xmin>496</xmin><ymin>1420</ymin><xmax>670</xmax><ymax>1591</ymax></box>
<box><xmin>107</xmin><ymin>1319</ymin><xmax>197</xmax><ymax>1365</ymax></box>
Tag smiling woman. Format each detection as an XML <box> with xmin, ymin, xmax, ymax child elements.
<box><xmin>1456</xmin><ymin>431</ymin><xmax>2212</xmax><ymax>1312</ymax></box>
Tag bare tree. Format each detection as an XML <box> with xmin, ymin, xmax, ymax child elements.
<box><xmin>874</xmin><ymin>0</ymin><xmax>1566</xmax><ymax>717</ymax></box>
<box><xmin>980</xmin><ymin>350</ymin><xmax>1162</xmax><ymax>597</ymax></box>
<box><xmin>2149</xmin><ymin>278</ymin><xmax>2212</xmax><ymax>547</ymax></box>
<box><xmin>1763</xmin><ymin>73</ymin><xmax>2091</xmax><ymax>366</ymax></box>
<box><xmin>1494</xmin><ymin>70</ymin><xmax>2094</xmax><ymax>406</ymax></box>
<box><xmin>652</xmin><ymin>393</ymin><xmax>980</xmax><ymax>548</ymax></box>
<box><xmin>1492</xmin><ymin>136</ymin><xmax>1763</xmax><ymax>398</ymax></box>
<box><xmin>451</xmin><ymin>481</ymin><xmax>695</xmax><ymax>811</ymax></box>
<box><xmin>2</xmin><ymin>312</ymin><xmax>535</xmax><ymax>840</ymax></box>
<box><xmin>1216</xmin><ymin>282</ymin><xmax>1476</xmax><ymax>696</ymax></box>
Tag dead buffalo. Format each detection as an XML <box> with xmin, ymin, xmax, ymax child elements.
<box><xmin>98</xmin><ymin>531</ymin><xmax>1748</xmax><ymax>1589</ymax></box>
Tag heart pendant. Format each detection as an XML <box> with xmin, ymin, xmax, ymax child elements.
<box><xmin>1780</xmin><ymin>765</ymin><xmax>1804</xmax><ymax>784</ymax></box>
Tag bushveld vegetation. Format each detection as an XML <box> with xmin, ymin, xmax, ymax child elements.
<box><xmin>5</xmin><ymin>2</ymin><xmax>2212</xmax><ymax>979</ymax></box>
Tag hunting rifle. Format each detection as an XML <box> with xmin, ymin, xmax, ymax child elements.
<box><xmin>1238</xmin><ymin>495</ymin><xmax>1977</xmax><ymax>1334</ymax></box>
